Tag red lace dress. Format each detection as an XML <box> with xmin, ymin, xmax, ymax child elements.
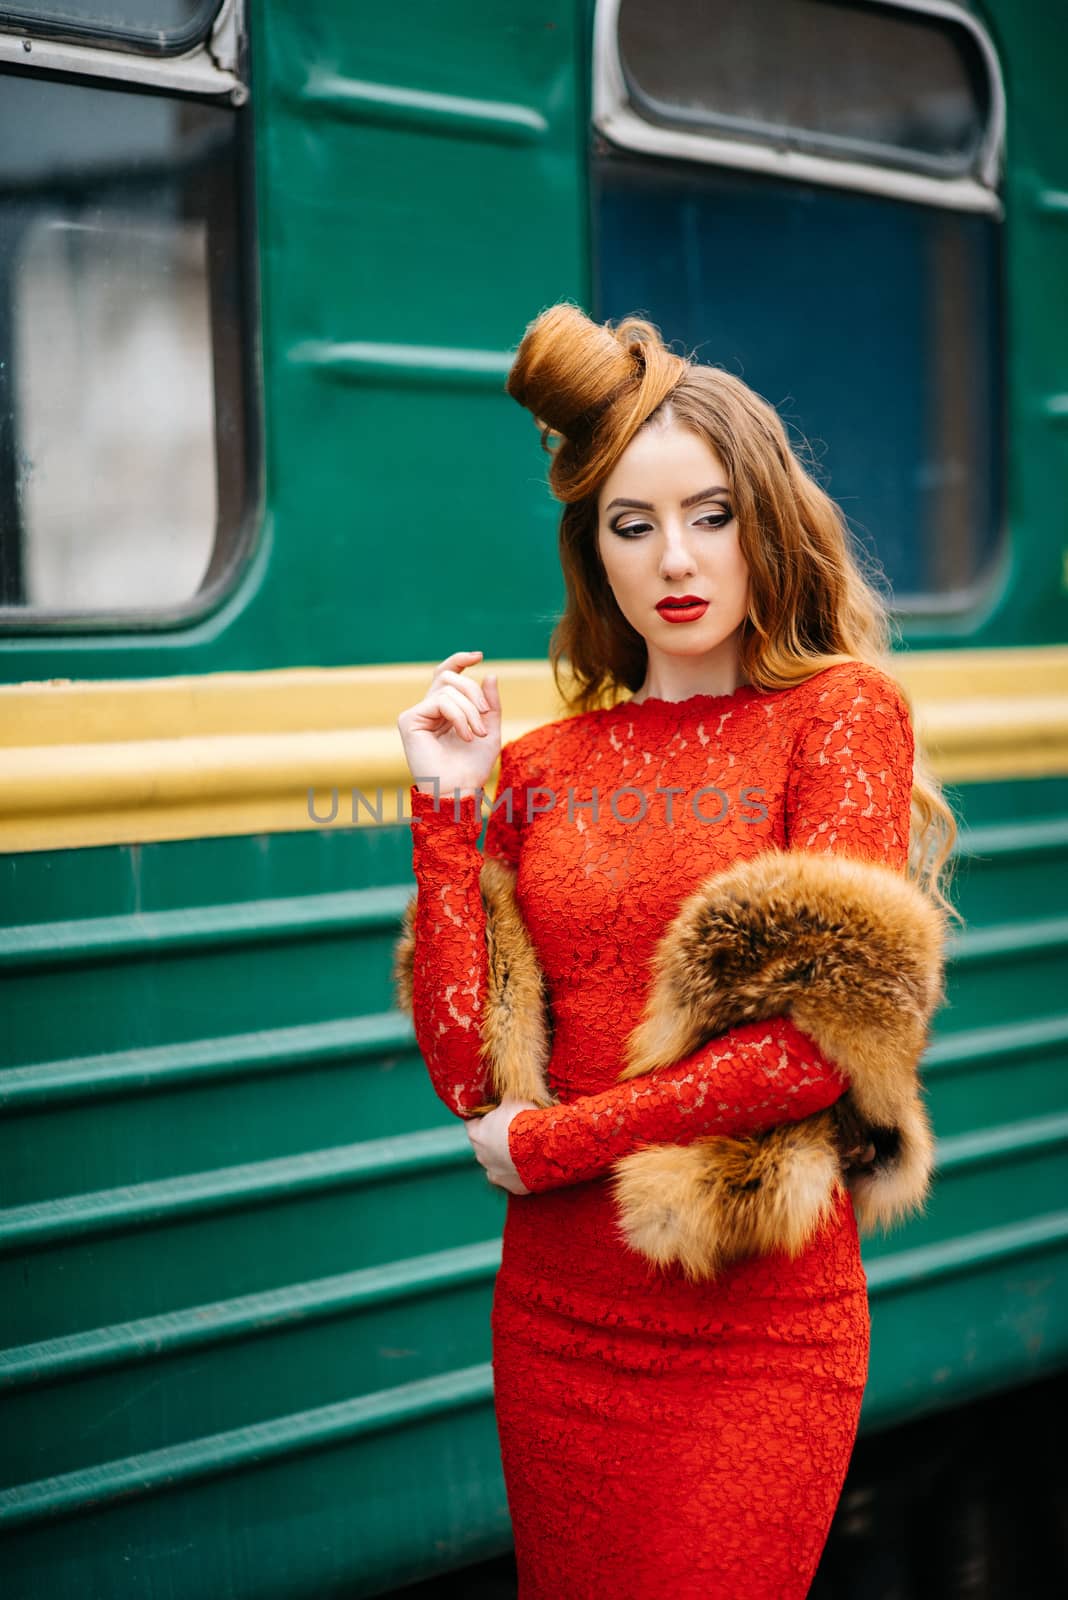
<box><xmin>407</xmin><ymin>660</ymin><xmax>915</xmax><ymax>1599</ymax></box>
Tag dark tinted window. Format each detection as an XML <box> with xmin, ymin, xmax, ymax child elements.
<box><xmin>594</xmin><ymin>155</ymin><xmax>1001</xmax><ymax>607</ymax></box>
<box><xmin>0</xmin><ymin>1</ymin><xmax>219</xmax><ymax>54</ymax></box>
<box><xmin>618</xmin><ymin>0</ymin><xmax>991</xmax><ymax>177</ymax></box>
<box><xmin>0</xmin><ymin>70</ymin><xmax>254</xmax><ymax>619</ymax></box>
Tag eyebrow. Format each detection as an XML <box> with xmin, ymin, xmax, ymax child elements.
<box><xmin>604</xmin><ymin>485</ymin><xmax>730</xmax><ymax>512</ymax></box>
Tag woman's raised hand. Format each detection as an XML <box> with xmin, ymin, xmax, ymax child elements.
<box><xmin>397</xmin><ymin>650</ymin><xmax>502</xmax><ymax>798</ymax></box>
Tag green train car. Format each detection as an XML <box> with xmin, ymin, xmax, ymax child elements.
<box><xmin>1</xmin><ymin>1</ymin><xmax>1066</xmax><ymax>1595</ymax></box>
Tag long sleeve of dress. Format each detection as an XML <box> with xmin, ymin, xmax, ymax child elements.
<box><xmin>407</xmin><ymin>740</ymin><xmax>529</xmax><ymax>1117</ymax></box>
<box><xmin>506</xmin><ymin>665</ymin><xmax>916</xmax><ymax>1194</ymax></box>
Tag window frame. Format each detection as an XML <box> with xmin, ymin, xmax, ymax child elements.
<box><xmin>0</xmin><ymin>0</ymin><xmax>262</xmax><ymax>633</ymax></box>
<box><xmin>593</xmin><ymin>0</ymin><xmax>1005</xmax><ymax>216</ymax></box>
<box><xmin>0</xmin><ymin>0</ymin><xmax>244</xmax><ymax>100</ymax></box>
<box><xmin>0</xmin><ymin>1</ymin><xmax>223</xmax><ymax>58</ymax></box>
<box><xmin>0</xmin><ymin>1</ymin><xmax>221</xmax><ymax>59</ymax></box>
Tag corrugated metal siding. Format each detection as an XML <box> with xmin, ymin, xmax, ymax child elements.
<box><xmin>0</xmin><ymin>819</ymin><xmax>513</xmax><ymax>1596</ymax></box>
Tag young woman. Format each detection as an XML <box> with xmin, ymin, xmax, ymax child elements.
<box><xmin>394</xmin><ymin>304</ymin><xmax>957</xmax><ymax>1598</ymax></box>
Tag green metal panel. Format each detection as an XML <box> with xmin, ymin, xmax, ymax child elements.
<box><xmin>0</xmin><ymin>0</ymin><xmax>587</xmax><ymax>680</ymax></box>
<box><xmin>1</xmin><ymin>821</ymin><xmax>517</xmax><ymax>1597</ymax></box>
<box><xmin>986</xmin><ymin>0</ymin><xmax>1068</xmax><ymax>645</ymax></box>
<box><xmin>0</xmin><ymin>0</ymin><xmax>1067</xmax><ymax>679</ymax></box>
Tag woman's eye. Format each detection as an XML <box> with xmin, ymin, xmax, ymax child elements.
<box><xmin>609</xmin><ymin>509</ymin><xmax>733</xmax><ymax>538</ymax></box>
<box><xmin>612</xmin><ymin>521</ymin><xmax>651</xmax><ymax>538</ymax></box>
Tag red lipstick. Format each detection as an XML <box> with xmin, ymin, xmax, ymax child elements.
<box><xmin>655</xmin><ymin>596</ymin><xmax>709</xmax><ymax>624</ymax></box>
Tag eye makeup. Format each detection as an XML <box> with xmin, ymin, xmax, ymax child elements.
<box><xmin>609</xmin><ymin>505</ymin><xmax>734</xmax><ymax>538</ymax></box>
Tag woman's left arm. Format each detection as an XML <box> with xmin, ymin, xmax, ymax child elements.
<box><xmin>502</xmin><ymin>663</ymin><xmax>915</xmax><ymax>1194</ymax></box>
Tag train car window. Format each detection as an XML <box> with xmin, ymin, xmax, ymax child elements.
<box><xmin>0</xmin><ymin>68</ymin><xmax>253</xmax><ymax>620</ymax></box>
<box><xmin>0</xmin><ymin>1</ymin><xmax>221</xmax><ymax>56</ymax></box>
<box><xmin>616</xmin><ymin>0</ymin><xmax>992</xmax><ymax>178</ymax></box>
<box><xmin>594</xmin><ymin>0</ymin><xmax>1004</xmax><ymax>611</ymax></box>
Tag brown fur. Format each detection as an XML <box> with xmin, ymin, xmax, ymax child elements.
<box><xmin>392</xmin><ymin>856</ymin><xmax>556</xmax><ymax>1114</ymax></box>
<box><xmin>394</xmin><ymin>847</ymin><xmax>948</xmax><ymax>1280</ymax></box>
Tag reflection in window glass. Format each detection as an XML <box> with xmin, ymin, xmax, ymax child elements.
<box><xmin>15</xmin><ymin>218</ymin><xmax>216</xmax><ymax>609</ymax></box>
<box><xmin>618</xmin><ymin>0</ymin><xmax>990</xmax><ymax>176</ymax></box>
<box><xmin>0</xmin><ymin>1</ymin><xmax>218</xmax><ymax>53</ymax></box>
<box><xmin>593</xmin><ymin>156</ymin><xmax>1001</xmax><ymax>605</ymax></box>
<box><xmin>0</xmin><ymin>72</ymin><xmax>250</xmax><ymax>618</ymax></box>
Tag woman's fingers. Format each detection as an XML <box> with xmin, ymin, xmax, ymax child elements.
<box><xmin>482</xmin><ymin>673</ymin><xmax>500</xmax><ymax>717</ymax></box>
<box><xmin>425</xmin><ymin>652</ymin><xmax>500</xmax><ymax>729</ymax></box>
<box><xmin>422</xmin><ymin>652</ymin><xmax>497</xmax><ymax>736</ymax></box>
<box><xmin>435</xmin><ymin>684</ymin><xmax>486</xmax><ymax>740</ymax></box>
<box><xmin>395</xmin><ymin>652</ymin><xmax>502</xmax><ymax>796</ymax></box>
<box><xmin>437</xmin><ymin>668</ymin><xmax>492</xmax><ymax>717</ymax></box>
<box><xmin>410</xmin><ymin>686</ymin><xmax>478</xmax><ymax>743</ymax></box>
<box><xmin>431</xmin><ymin>649</ymin><xmax>484</xmax><ymax>688</ymax></box>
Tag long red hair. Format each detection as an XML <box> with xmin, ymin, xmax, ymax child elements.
<box><xmin>505</xmin><ymin>301</ymin><xmax>960</xmax><ymax>923</ymax></box>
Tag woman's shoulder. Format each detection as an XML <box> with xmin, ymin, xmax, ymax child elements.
<box><xmin>787</xmin><ymin>657</ymin><xmax>912</xmax><ymax>729</ymax></box>
<box><xmin>783</xmin><ymin>659</ymin><xmax>915</xmax><ymax>792</ymax></box>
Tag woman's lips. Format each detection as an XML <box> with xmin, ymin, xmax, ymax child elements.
<box><xmin>655</xmin><ymin>598</ymin><xmax>709</xmax><ymax>623</ymax></box>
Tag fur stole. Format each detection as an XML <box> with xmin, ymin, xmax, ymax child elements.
<box><xmin>393</xmin><ymin>845</ymin><xmax>948</xmax><ymax>1282</ymax></box>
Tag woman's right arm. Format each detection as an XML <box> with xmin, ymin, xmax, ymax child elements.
<box><xmin>407</xmin><ymin>738</ymin><xmax>527</xmax><ymax>1118</ymax></box>
<box><xmin>504</xmin><ymin>664</ymin><xmax>913</xmax><ymax>1193</ymax></box>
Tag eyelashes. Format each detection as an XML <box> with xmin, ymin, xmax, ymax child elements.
<box><xmin>610</xmin><ymin>510</ymin><xmax>734</xmax><ymax>539</ymax></box>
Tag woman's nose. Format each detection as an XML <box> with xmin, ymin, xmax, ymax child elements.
<box><xmin>659</xmin><ymin>528</ymin><xmax>698</xmax><ymax>579</ymax></box>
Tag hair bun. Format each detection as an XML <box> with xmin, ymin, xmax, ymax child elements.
<box><xmin>505</xmin><ymin>304</ymin><xmax>635</xmax><ymax>441</ymax></box>
<box><xmin>505</xmin><ymin>303</ymin><xmax>689</xmax><ymax>500</ymax></box>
